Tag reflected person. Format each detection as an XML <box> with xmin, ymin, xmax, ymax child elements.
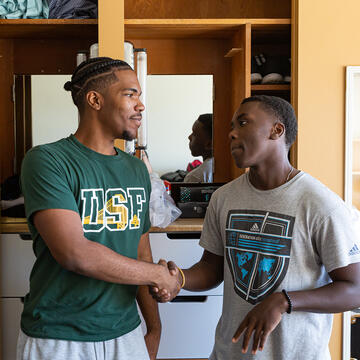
<box><xmin>184</xmin><ymin>113</ymin><xmax>213</xmax><ymax>183</ymax></box>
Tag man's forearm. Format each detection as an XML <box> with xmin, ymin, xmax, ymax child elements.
<box><xmin>183</xmin><ymin>260</ymin><xmax>223</xmax><ymax>292</ymax></box>
<box><xmin>137</xmin><ymin>285</ymin><xmax>161</xmax><ymax>359</ymax></box>
<box><xmin>290</xmin><ymin>280</ymin><xmax>360</xmax><ymax>313</ymax></box>
<box><xmin>62</xmin><ymin>237</ymin><xmax>168</xmax><ymax>288</ymax></box>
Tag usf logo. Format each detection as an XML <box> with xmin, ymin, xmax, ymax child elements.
<box><xmin>81</xmin><ymin>187</ymin><xmax>146</xmax><ymax>232</ymax></box>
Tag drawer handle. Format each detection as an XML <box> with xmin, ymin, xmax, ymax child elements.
<box><xmin>170</xmin><ymin>295</ymin><xmax>207</xmax><ymax>303</ymax></box>
<box><xmin>166</xmin><ymin>232</ymin><xmax>201</xmax><ymax>240</ymax></box>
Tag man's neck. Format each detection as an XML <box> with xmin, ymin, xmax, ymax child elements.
<box><xmin>74</xmin><ymin>128</ymin><xmax>117</xmax><ymax>156</ymax></box>
<box><xmin>248</xmin><ymin>161</ymin><xmax>296</xmax><ymax>190</ymax></box>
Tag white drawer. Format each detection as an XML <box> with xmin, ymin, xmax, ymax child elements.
<box><xmin>1</xmin><ymin>297</ymin><xmax>23</xmax><ymax>360</ymax></box>
<box><xmin>141</xmin><ymin>294</ymin><xmax>222</xmax><ymax>359</ymax></box>
<box><xmin>1</xmin><ymin>234</ymin><xmax>36</xmax><ymax>297</ymax></box>
<box><xmin>149</xmin><ymin>233</ymin><xmax>223</xmax><ymax>296</ymax></box>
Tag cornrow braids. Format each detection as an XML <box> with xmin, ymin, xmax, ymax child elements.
<box><xmin>64</xmin><ymin>57</ymin><xmax>132</xmax><ymax>109</ymax></box>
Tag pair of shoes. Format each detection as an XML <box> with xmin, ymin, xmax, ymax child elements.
<box><xmin>251</xmin><ymin>54</ymin><xmax>291</xmax><ymax>84</ymax></box>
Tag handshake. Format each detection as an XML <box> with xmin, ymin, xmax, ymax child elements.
<box><xmin>150</xmin><ymin>259</ymin><xmax>184</xmax><ymax>303</ymax></box>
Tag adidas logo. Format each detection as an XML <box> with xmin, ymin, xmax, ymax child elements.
<box><xmin>349</xmin><ymin>244</ymin><xmax>360</xmax><ymax>256</ymax></box>
<box><xmin>250</xmin><ymin>223</ymin><xmax>260</xmax><ymax>232</ymax></box>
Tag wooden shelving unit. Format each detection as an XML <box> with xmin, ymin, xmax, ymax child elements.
<box><xmin>0</xmin><ymin>19</ymin><xmax>97</xmax><ymax>39</ymax></box>
<box><xmin>124</xmin><ymin>18</ymin><xmax>290</xmax><ymax>39</ymax></box>
<box><xmin>251</xmin><ymin>84</ymin><xmax>290</xmax><ymax>91</ymax></box>
<box><xmin>0</xmin><ymin>18</ymin><xmax>290</xmax><ymax>40</ymax></box>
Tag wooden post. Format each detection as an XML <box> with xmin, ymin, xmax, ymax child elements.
<box><xmin>98</xmin><ymin>0</ymin><xmax>125</xmax><ymax>150</ymax></box>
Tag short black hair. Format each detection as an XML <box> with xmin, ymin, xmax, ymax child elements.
<box><xmin>64</xmin><ymin>57</ymin><xmax>132</xmax><ymax>110</ymax></box>
<box><xmin>241</xmin><ymin>95</ymin><xmax>297</xmax><ymax>148</ymax></box>
<box><xmin>197</xmin><ymin>113</ymin><xmax>213</xmax><ymax>139</ymax></box>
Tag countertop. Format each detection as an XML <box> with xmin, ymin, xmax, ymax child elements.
<box><xmin>0</xmin><ymin>217</ymin><xmax>204</xmax><ymax>234</ymax></box>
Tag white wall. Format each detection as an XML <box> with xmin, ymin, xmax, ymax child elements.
<box><xmin>146</xmin><ymin>75</ymin><xmax>213</xmax><ymax>176</ymax></box>
<box><xmin>31</xmin><ymin>75</ymin><xmax>78</xmax><ymax>146</ymax></box>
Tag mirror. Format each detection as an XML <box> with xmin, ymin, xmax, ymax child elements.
<box><xmin>26</xmin><ymin>74</ymin><xmax>214</xmax><ymax>182</ymax></box>
<box><xmin>146</xmin><ymin>75</ymin><xmax>213</xmax><ymax>182</ymax></box>
<box><xmin>31</xmin><ymin>75</ymin><xmax>77</xmax><ymax>146</ymax></box>
<box><xmin>344</xmin><ymin>66</ymin><xmax>360</xmax><ymax>360</ymax></box>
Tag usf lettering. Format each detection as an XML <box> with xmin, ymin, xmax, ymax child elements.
<box><xmin>81</xmin><ymin>187</ymin><xmax>146</xmax><ymax>232</ymax></box>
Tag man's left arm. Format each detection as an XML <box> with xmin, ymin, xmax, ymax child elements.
<box><xmin>136</xmin><ymin>231</ymin><xmax>161</xmax><ymax>360</ymax></box>
<box><xmin>233</xmin><ymin>262</ymin><xmax>360</xmax><ymax>355</ymax></box>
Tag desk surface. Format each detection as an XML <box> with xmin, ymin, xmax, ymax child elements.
<box><xmin>0</xmin><ymin>217</ymin><xmax>204</xmax><ymax>234</ymax></box>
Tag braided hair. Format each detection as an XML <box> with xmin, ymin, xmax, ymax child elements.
<box><xmin>64</xmin><ymin>57</ymin><xmax>132</xmax><ymax>110</ymax></box>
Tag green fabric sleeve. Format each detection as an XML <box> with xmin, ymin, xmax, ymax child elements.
<box><xmin>21</xmin><ymin>147</ymin><xmax>79</xmax><ymax>225</ymax></box>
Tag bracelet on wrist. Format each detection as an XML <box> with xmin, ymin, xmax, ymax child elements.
<box><xmin>178</xmin><ymin>267</ymin><xmax>185</xmax><ymax>288</ymax></box>
<box><xmin>282</xmin><ymin>289</ymin><xmax>292</xmax><ymax>314</ymax></box>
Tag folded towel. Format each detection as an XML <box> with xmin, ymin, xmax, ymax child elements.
<box><xmin>0</xmin><ymin>0</ymin><xmax>48</xmax><ymax>19</ymax></box>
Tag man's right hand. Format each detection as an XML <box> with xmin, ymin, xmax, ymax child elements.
<box><xmin>151</xmin><ymin>260</ymin><xmax>182</xmax><ymax>302</ymax></box>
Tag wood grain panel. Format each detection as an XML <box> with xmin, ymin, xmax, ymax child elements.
<box><xmin>290</xmin><ymin>0</ymin><xmax>298</xmax><ymax>169</ymax></box>
<box><xmin>124</xmin><ymin>19</ymin><xmax>290</xmax><ymax>39</ymax></box>
<box><xmin>125</xmin><ymin>0</ymin><xmax>291</xmax><ymax>19</ymax></box>
<box><xmin>230</xmin><ymin>24</ymin><xmax>251</xmax><ymax>179</ymax></box>
<box><xmin>98</xmin><ymin>0</ymin><xmax>124</xmax><ymax>59</ymax></box>
<box><xmin>98</xmin><ymin>0</ymin><xmax>125</xmax><ymax>149</ymax></box>
<box><xmin>14</xmin><ymin>75</ymin><xmax>32</xmax><ymax>175</ymax></box>
<box><xmin>128</xmin><ymin>38</ymin><xmax>233</xmax><ymax>182</ymax></box>
<box><xmin>0</xmin><ymin>19</ymin><xmax>97</xmax><ymax>39</ymax></box>
<box><xmin>0</xmin><ymin>40</ymin><xmax>14</xmax><ymax>183</ymax></box>
<box><xmin>13</xmin><ymin>39</ymin><xmax>96</xmax><ymax>75</ymax></box>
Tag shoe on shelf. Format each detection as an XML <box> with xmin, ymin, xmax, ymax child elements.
<box><xmin>251</xmin><ymin>54</ymin><xmax>265</xmax><ymax>84</ymax></box>
<box><xmin>283</xmin><ymin>57</ymin><xmax>291</xmax><ymax>83</ymax></box>
<box><xmin>261</xmin><ymin>55</ymin><xmax>284</xmax><ymax>84</ymax></box>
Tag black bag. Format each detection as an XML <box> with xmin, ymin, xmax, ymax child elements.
<box><xmin>49</xmin><ymin>0</ymin><xmax>98</xmax><ymax>19</ymax></box>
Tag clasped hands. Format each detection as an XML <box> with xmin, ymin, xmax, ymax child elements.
<box><xmin>150</xmin><ymin>259</ymin><xmax>182</xmax><ymax>302</ymax></box>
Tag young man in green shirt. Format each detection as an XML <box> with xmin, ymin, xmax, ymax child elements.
<box><xmin>18</xmin><ymin>57</ymin><xmax>180</xmax><ymax>360</ymax></box>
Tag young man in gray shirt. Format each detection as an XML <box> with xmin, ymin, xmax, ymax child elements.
<box><xmin>152</xmin><ymin>95</ymin><xmax>360</xmax><ymax>359</ymax></box>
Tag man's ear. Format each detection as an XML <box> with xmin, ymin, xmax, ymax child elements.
<box><xmin>204</xmin><ymin>138</ymin><xmax>213</xmax><ymax>151</ymax></box>
<box><xmin>270</xmin><ymin>122</ymin><xmax>285</xmax><ymax>140</ymax></box>
<box><xmin>86</xmin><ymin>90</ymin><xmax>103</xmax><ymax>111</ymax></box>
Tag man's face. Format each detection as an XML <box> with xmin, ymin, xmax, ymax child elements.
<box><xmin>229</xmin><ymin>101</ymin><xmax>279</xmax><ymax>168</ymax></box>
<box><xmin>99</xmin><ymin>69</ymin><xmax>144</xmax><ymax>140</ymax></box>
<box><xmin>188</xmin><ymin>119</ymin><xmax>211</xmax><ymax>157</ymax></box>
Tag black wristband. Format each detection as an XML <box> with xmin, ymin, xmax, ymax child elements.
<box><xmin>282</xmin><ymin>289</ymin><xmax>292</xmax><ymax>314</ymax></box>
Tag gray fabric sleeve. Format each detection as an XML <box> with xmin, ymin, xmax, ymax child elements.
<box><xmin>314</xmin><ymin>204</ymin><xmax>360</xmax><ymax>273</ymax></box>
<box><xmin>199</xmin><ymin>193</ymin><xmax>224</xmax><ymax>256</ymax></box>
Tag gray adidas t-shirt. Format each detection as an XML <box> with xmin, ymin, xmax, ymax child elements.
<box><xmin>200</xmin><ymin>171</ymin><xmax>360</xmax><ymax>360</ymax></box>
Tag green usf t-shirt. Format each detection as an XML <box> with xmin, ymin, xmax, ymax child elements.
<box><xmin>20</xmin><ymin>135</ymin><xmax>151</xmax><ymax>342</ymax></box>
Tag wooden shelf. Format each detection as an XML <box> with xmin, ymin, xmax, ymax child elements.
<box><xmin>125</xmin><ymin>18</ymin><xmax>290</xmax><ymax>39</ymax></box>
<box><xmin>0</xmin><ymin>18</ymin><xmax>291</xmax><ymax>41</ymax></box>
<box><xmin>0</xmin><ymin>218</ymin><xmax>29</xmax><ymax>234</ymax></box>
<box><xmin>150</xmin><ymin>218</ymin><xmax>204</xmax><ymax>233</ymax></box>
<box><xmin>0</xmin><ymin>19</ymin><xmax>97</xmax><ymax>39</ymax></box>
<box><xmin>1</xmin><ymin>217</ymin><xmax>203</xmax><ymax>234</ymax></box>
<box><xmin>251</xmin><ymin>84</ymin><xmax>290</xmax><ymax>91</ymax></box>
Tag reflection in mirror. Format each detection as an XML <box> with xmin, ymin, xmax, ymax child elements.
<box><xmin>19</xmin><ymin>74</ymin><xmax>213</xmax><ymax>182</ymax></box>
<box><xmin>146</xmin><ymin>75</ymin><xmax>213</xmax><ymax>182</ymax></box>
